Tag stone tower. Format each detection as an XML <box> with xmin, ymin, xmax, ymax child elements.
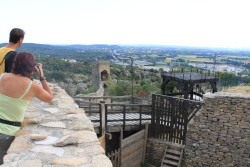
<box><xmin>92</xmin><ymin>61</ymin><xmax>110</xmax><ymax>89</ymax></box>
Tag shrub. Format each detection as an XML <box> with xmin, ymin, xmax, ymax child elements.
<box><xmin>81</xmin><ymin>85</ymin><xmax>98</xmax><ymax>94</ymax></box>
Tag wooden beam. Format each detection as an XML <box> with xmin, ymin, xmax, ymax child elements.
<box><xmin>142</xmin><ymin>123</ymin><xmax>148</xmax><ymax>163</ymax></box>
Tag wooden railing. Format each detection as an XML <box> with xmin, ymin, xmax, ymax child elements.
<box><xmin>149</xmin><ymin>94</ymin><xmax>204</xmax><ymax>145</ymax></box>
<box><xmin>107</xmin><ymin>149</ymin><xmax>121</xmax><ymax>167</ymax></box>
<box><xmin>104</xmin><ymin>103</ymin><xmax>152</xmax><ymax>133</ymax></box>
<box><xmin>74</xmin><ymin>94</ymin><xmax>203</xmax><ymax>145</ymax></box>
<box><xmin>73</xmin><ymin>95</ymin><xmax>149</xmax><ymax>105</ymax></box>
<box><xmin>73</xmin><ymin>96</ymin><xmax>152</xmax><ymax>135</ymax></box>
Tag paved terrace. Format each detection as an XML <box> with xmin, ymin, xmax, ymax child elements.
<box><xmin>2</xmin><ymin>82</ymin><xmax>112</xmax><ymax>167</ymax></box>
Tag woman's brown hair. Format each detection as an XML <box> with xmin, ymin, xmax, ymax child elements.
<box><xmin>11</xmin><ymin>52</ymin><xmax>35</xmax><ymax>78</ymax></box>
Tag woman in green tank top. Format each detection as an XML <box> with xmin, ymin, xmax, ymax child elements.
<box><xmin>0</xmin><ymin>52</ymin><xmax>53</xmax><ymax>164</ymax></box>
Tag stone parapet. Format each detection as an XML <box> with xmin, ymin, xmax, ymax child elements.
<box><xmin>2</xmin><ymin>82</ymin><xmax>112</xmax><ymax>167</ymax></box>
<box><xmin>183</xmin><ymin>92</ymin><xmax>250</xmax><ymax>167</ymax></box>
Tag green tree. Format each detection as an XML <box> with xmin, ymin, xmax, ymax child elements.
<box><xmin>164</xmin><ymin>81</ymin><xmax>179</xmax><ymax>93</ymax></box>
<box><xmin>81</xmin><ymin>85</ymin><xmax>98</xmax><ymax>94</ymax></box>
<box><xmin>106</xmin><ymin>81</ymin><xmax>131</xmax><ymax>96</ymax></box>
<box><xmin>49</xmin><ymin>71</ymin><xmax>65</xmax><ymax>81</ymax></box>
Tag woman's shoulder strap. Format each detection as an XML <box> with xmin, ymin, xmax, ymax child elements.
<box><xmin>19</xmin><ymin>80</ymin><xmax>33</xmax><ymax>100</ymax></box>
<box><xmin>0</xmin><ymin>73</ymin><xmax>5</xmax><ymax>80</ymax></box>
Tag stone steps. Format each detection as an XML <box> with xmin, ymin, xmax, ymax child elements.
<box><xmin>161</xmin><ymin>147</ymin><xmax>183</xmax><ymax>167</ymax></box>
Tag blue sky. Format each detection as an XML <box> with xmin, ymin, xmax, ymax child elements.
<box><xmin>1</xmin><ymin>0</ymin><xmax>249</xmax><ymax>48</ymax></box>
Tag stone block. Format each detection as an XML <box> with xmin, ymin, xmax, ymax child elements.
<box><xmin>72</xmin><ymin>144</ymin><xmax>104</xmax><ymax>157</ymax></box>
<box><xmin>52</xmin><ymin>157</ymin><xmax>89</xmax><ymax>166</ymax></box>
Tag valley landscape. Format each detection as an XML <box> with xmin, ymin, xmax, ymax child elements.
<box><xmin>0</xmin><ymin>43</ymin><xmax>249</xmax><ymax>96</ymax></box>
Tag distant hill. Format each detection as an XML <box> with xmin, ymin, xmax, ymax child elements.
<box><xmin>66</xmin><ymin>44</ymin><xmax>121</xmax><ymax>50</ymax></box>
<box><xmin>0</xmin><ymin>43</ymin><xmax>249</xmax><ymax>61</ymax></box>
<box><xmin>0</xmin><ymin>43</ymin><xmax>114</xmax><ymax>61</ymax></box>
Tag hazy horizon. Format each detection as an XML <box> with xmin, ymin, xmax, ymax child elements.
<box><xmin>1</xmin><ymin>0</ymin><xmax>249</xmax><ymax>48</ymax></box>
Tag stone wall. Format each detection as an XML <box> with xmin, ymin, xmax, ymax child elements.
<box><xmin>92</xmin><ymin>61</ymin><xmax>110</xmax><ymax>89</ymax></box>
<box><xmin>183</xmin><ymin>92</ymin><xmax>250</xmax><ymax>167</ymax></box>
<box><xmin>145</xmin><ymin>92</ymin><xmax>249</xmax><ymax>167</ymax></box>
<box><xmin>2</xmin><ymin>82</ymin><xmax>112</xmax><ymax>167</ymax></box>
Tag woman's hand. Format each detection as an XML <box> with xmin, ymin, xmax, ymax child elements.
<box><xmin>34</xmin><ymin>63</ymin><xmax>44</xmax><ymax>78</ymax></box>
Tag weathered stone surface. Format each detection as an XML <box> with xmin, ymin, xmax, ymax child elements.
<box><xmin>58</xmin><ymin>103</ymin><xmax>78</xmax><ymax>110</ymax></box>
<box><xmin>72</xmin><ymin>145</ymin><xmax>105</xmax><ymax>157</ymax></box>
<box><xmin>68</xmin><ymin>108</ymin><xmax>85</xmax><ymax>114</ymax></box>
<box><xmin>62</xmin><ymin>113</ymin><xmax>88</xmax><ymax>120</ymax></box>
<box><xmin>31</xmin><ymin>146</ymin><xmax>64</xmax><ymax>157</ymax></box>
<box><xmin>24</xmin><ymin>112</ymin><xmax>40</xmax><ymax>118</ymax></box>
<box><xmin>18</xmin><ymin>159</ymin><xmax>42</xmax><ymax>167</ymax></box>
<box><xmin>63</xmin><ymin>130</ymin><xmax>74</xmax><ymax>135</ymax></box>
<box><xmin>27</xmin><ymin>117</ymin><xmax>42</xmax><ymax>124</ymax></box>
<box><xmin>71</xmin><ymin>131</ymin><xmax>99</xmax><ymax>144</ymax></box>
<box><xmin>2</xmin><ymin>152</ymin><xmax>25</xmax><ymax>167</ymax></box>
<box><xmin>26</xmin><ymin>106</ymin><xmax>38</xmax><ymax>112</ymax></box>
<box><xmin>40</xmin><ymin>121</ymin><xmax>66</xmax><ymax>128</ymax></box>
<box><xmin>91</xmin><ymin>154</ymin><xmax>112</xmax><ymax>167</ymax></box>
<box><xmin>2</xmin><ymin>82</ymin><xmax>112</xmax><ymax>167</ymax></box>
<box><xmin>61</xmin><ymin>97</ymin><xmax>75</xmax><ymax>104</ymax></box>
<box><xmin>68</xmin><ymin>120</ymin><xmax>94</xmax><ymax>131</ymax></box>
<box><xmin>49</xmin><ymin>99</ymin><xmax>59</xmax><ymax>106</ymax></box>
<box><xmin>43</xmin><ymin>107</ymin><xmax>59</xmax><ymax>114</ymax></box>
<box><xmin>52</xmin><ymin>157</ymin><xmax>89</xmax><ymax>166</ymax></box>
<box><xmin>53</xmin><ymin>135</ymin><xmax>79</xmax><ymax>147</ymax></box>
<box><xmin>80</xmin><ymin>155</ymin><xmax>112</xmax><ymax>167</ymax></box>
<box><xmin>42</xmin><ymin>116</ymin><xmax>57</xmax><ymax>120</ymax></box>
<box><xmin>35</xmin><ymin>136</ymin><xmax>59</xmax><ymax>145</ymax></box>
<box><xmin>30</xmin><ymin>133</ymin><xmax>48</xmax><ymax>141</ymax></box>
<box><xmin>8</xmin><ymin>135</ymin><xmax>31</xmax><ymax>152</ymax></box>
<box><xmin>15</xmin><ymin>130</ymin><xmax>31</xmax><ymax>137</ymax></box>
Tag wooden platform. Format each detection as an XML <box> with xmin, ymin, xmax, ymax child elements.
<box><xmin>88</xmin><ymin>113</ymin><xmax>151</xmax><ymax>133</ymax></box>
<box><xmin>161</xmin><ymin>72</ymin><xmax>219</xmax><ymax>99</ymax></box>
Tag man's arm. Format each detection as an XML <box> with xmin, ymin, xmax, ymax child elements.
<box><xmin>5</xmin><ymin>51</ymin><xmax>17</xmax><ymax>73</ymax></box>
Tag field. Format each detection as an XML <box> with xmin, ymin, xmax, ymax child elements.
<box><xmin>224</xmin><ymin>86</ymin><xmax>250</xmax><ymax>94</ymax></box>
<box><xmin>163</xmin><ymin>55</ymin><xmax>214</xmax><ymax>63</ymax></box>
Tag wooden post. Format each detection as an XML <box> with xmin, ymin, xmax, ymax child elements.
<box><xmin>123</xmin><ymin>105</ymin><xmax>126</xmax><ymax>132</ymax></box>
<box><xmin>89</xmin><ymin>97</ymin><xmax>91</xmax><ymax>115</ymax></box>
<box><xmin>184</xmin><ymin>84</ymin><xmax>188</xmax><ymax>99</ymax></box>
<box><xmin>183</xmin><ymin>73</ymin><xmax>184</xmax><ymax>84</ymax></box>
<box><xmin>139</xmin><ymin>105</ymin><xmax>142</xmax><ymax>130</ymax></box>
<box><xmin>162</xmin><ymin>79</ymin><xmax>165</xmax><ymax>95</ymax></box>
<box><xmin>142</xmin><ymin>123</ymin><xmax>148</xmax><ymax>163</ymax></box>
<box><xmin>151</xmin><ymin>94</ymin><xmax>155</xmax><ymax>137</ymax></box>
<box><xmin>190</xmin><ymin>88</ymin><xmax>194</xmax><ymax>100</ymax></box>
<box><xmin>105</xmin><ymin>104</ymin><xmax>108</xmax><ymax>136</ymax></box>
<box><xmin>119</xmin><ymin>127</ymin><xmax>123</xmax><ymax>167</ymax></box>
<box><xmin>111</xmin><ymin>97</ymin><xmax>113</xmax><ymax>110</ymax></box>
<box><xmin>100</xmin><ymin>102</ymin><xmax>106</xmax><ymax>136</ymax></box>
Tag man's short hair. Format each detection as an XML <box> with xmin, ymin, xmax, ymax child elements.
<box><xmin>9</xmin><ymin>28</ymin><xmax>25</xmax><ymax>44</ymax></box>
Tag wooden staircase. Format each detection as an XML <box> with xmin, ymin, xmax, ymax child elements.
<box><xmin>161</xmin><ymin>147</ymin><xmax>183</xmax><ymax>167</ymax></box>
